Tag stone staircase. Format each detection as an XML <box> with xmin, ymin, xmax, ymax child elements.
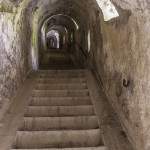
<box><xmin>39</xmin><ymin>50</ymin><xmax>75</xmax><ymax>70</ymax></box>
<box><xmin>11</xmin><ymin>70</ymin><xmax>108</xmax><ymax>150</ymax></box>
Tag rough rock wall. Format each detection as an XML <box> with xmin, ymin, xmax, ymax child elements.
<box><xmin>0</xmin><ymin>0</ymin><xmax>150</xmax><ymax>150</ymax></box>
<box><xmin>0</xmin><ymin>9</ymin><xmax>31</xmax><ymax>120</ymax></box>
<box><xmin>89</xmin><ymin>1</ymin><xmax>150</xmax><ymax>150</ymax></box>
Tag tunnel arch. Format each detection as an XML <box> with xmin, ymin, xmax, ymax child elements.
<box><xmin>21</xmin><ymin>0</ymin><xmax>100</xmax><ymax>70</ymax></box>
<box><xmin>19</xmin><ymin>0</ymin><xmax>104</xmax><ymax>70</ymax></box>
<box><xmin>38</xmin><ymin>13</ymin><xmax>81</xmax><ymax>68</ymax></box>
<box><xmin>50</xmin><ymin>25</ymin><xmax>69</xmax><ymax>49</ymax></box>
<box><xmin>40</xmin><ymin>14</ymin><xmax>79</xmax><ymax>52</ymax></box>
<box><xmin>46</xmin><ymin>29</ymin><xmax>60</xmax><ymax>49</ymax></box>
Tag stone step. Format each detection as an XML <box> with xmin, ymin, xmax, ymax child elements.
<box><xmin>29</xmin><ymin>97</ymin><xmax>92</xmax><ymax>106</ymax></box>
<box><xmin>35</xmin><ymin>83</ymin><xmax>87</xmax><ymax>90</ymax></box>
<box><xmin>32</xmin><ymin>90</ymin><xmax>90</xmax><ymax>97</ymax></box>
<box><xmin>24</xmin><ymin>105</ymin><xmax>95</xmax><ymax>117</ymax></box>
<box><xmin>37</xmin><ymin>70</ymin><xmax>86</xmax><ymax>74</ymax></box>
<box><xmin>37</xmin><ymin>73</ymin><xmax>85</xmax><ymax>78</ymax></box>
<box><xmin>40</xmin><ymin>67</ymin><xmax>76</xmax><ymax>70</ymax></box>
<box><xmin>12</xmin><ymin>147</ymin><xmax>108</xmax><ymax>150</ymax></box>
<box><xmin>44</xmin><ymin>61</ymin><xmax>72</xmax><ymax>64</ymax></box>
<box><xmin>36</xmin><ymin>78</ymin><xmax>86</xmax><ymax>84</ymax></box>
<box><xmin>10</xmin><ymin>69</ymin><xmax>107</xmax><ymax>150</ymax></box>
<box><xmin>43</xmin><ymin>64</ymin><xmax>73</xmax><ymax>66</ymax></box>
<box><xmin>19</xmin><ymin>116</ymin><xmax>99</xmax><ymax>131</ymax></box>
<box><xmin>41</xmin><ymin>65</ymin><xmax>74</xmax><ymax>69</ymax></box>
<box><xmin>13</xmin><ymin>129</ymin><xmax>102</xmax><ymax>149</ymax></box>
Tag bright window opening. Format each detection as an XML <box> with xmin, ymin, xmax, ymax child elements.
<box><xmin>95</xmin><ymin>0</ymin><xmax>119</xmax><ymax>21</ymax></box>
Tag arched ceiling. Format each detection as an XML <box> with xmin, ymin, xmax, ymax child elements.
<box><xmin>48</xmin><ymin>25</ymin><xmax>68</xmax><ymax>35</ymax></box>
<box><xmin>1</xmin><ymin>0</ymin><xmax>119</xmax><ymax>21</ymax></box>
<box><xmin>41</xmin><ymin>14</ymin><xmax>79</xmax><ymax>36</ymax></box>
<box><xmin>28</xmin><ymin>0</ymin><xmax>94</xmax><ymax>28</ymax></box>
<box><xmin>19</xmin><ymin>0</ymin><xmax>98</xmax><ymax>25</ymax></box>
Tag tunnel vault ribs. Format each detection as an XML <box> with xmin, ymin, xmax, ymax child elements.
<box><xmin>11</xmin><ymin>69</ymin><xmax>107</xmax><ymax>150</ymax></box>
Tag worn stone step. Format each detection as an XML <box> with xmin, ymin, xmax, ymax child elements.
<box><xmin>24</xmin><ymin>105</ymin><xmax>95</xmax><ymax>117</ymax></box>
<box><xmin>41</xmin><ymin>65</ymin><xmax>74</xmax><ymax>69</ymax></box>
<box><xmin>40</xmin><ymin>67</ymin><xmax>76</xmax><ymax>70</ymax></box>
<box><xmin>37</xmin><ymin>70</ymin><xmax>86</xmax><ymax>74</ymax></box>
<box><xmin>13</xmin><ymin>129</ymin><xmax>102</xmax><ymax>149</ymax></box>
<box><xmin>36</xmin><ymin>78</ymin><xmax>86</xmax><ymax>84</ymax></box>
<box><xmin>35</xmin><ymin>83</ymin><xmax>87</xmax><ymax>90</ymax></box>
<box><xmin>37</xmin><ymin>75</ymin><xmax>85</xmax><ymax>78</ymax></box>
<box><xmin>11</xmin><ymin>146</ymin><xmax>108</xmax><ymax>150</ymax></box>
<box><xmin>29</xmin><ymin>97</ymin><xmax>92</xmax><ymax>106</ymax></box>
<box><xmin>44</xmin><ymin>62</ymin><xmax>72</xmax><ymax>65</ymax></box>
<box><xmin>37</xmin><ymin>73</ymin><xmax>85</xmax><ymax>78</ymax></box>
<box><xmin>32</xmin><ymin>90</ymin><xmax>90</xmax><ymax>97</ymax></box>
<box><xmin>19</xmin><ymin>116</ymin><xmax>99</xmax><ymax>131</ymax></box>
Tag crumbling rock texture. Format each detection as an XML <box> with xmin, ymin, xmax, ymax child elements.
<box><xmin>92</xmin><ymin>1</ymin><xmax>150</xmax><ymax>150</ymax></box>
<box><xmin>0</xmin><ymin>3</ymin><xmax>31</xmax><ymax>120</ymax></box>
<box><xmin>0</xmin><ymin>0</ymin><xmax>150</xmax><ymax>150</ymax></box>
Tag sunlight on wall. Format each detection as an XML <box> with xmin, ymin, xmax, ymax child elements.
<box><xmin>95</xmin><ymin>0</ymin><xmax>119</xmax><ymax>21</ymax></box>
<box><xmin>88</xmin><ymin>30</ymin><xmax>91</xmax><ymax>52</ymax></box>
<box><xmin>31</xmin><ymin>46</ymin><xmax>38</xmax><ymax>70</ymax></box>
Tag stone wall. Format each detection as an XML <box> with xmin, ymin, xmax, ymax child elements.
<box><xmin>0</xmin><ymin>0</ymin><xmax>150</xmax><ymax>150</ymax></box>
<box><xmin>89</xmin><ymin>1</ymin><xmax>150</xmax><ymax>150</ymax></box>
<box><xmin>0</xmin><ymin>7</ymin><xmax>31</xmax><ymax>120</ymax></box>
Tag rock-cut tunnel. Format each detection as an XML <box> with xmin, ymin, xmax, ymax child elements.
<box><xmin>0</xmin><ymin>0</ymin><xmax>150</xmax><ymax>150</ymax></box>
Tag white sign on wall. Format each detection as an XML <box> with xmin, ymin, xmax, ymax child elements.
<box><xmin>95</xmin><ymin>0</ymin><xmax>119</xmax><ymax>21</ymax></box>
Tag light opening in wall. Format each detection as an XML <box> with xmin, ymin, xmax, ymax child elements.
<box><xmin>46</xmin><ymin>30</ymin><xmax>60</xmax><ymax>49</ymax></box>
<box><xmin>95</xmin><ymin>0</ymin><xmax>119</xmax><ymax>21</ymax></box>
<box><xmin>88</xmin><ymin>30</ymin><xmax>91</xmax><ymax>52</ymax></box>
